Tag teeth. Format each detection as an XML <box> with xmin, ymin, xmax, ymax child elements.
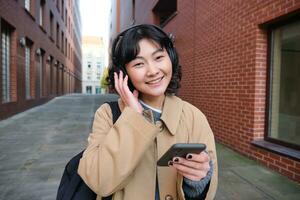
<box><xmin>147</xmin><ymin>77</ymin><xmax>163</xmax><ymax>84</ymax></box>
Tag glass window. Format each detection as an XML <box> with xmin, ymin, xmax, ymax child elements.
<box><xmin>61</xmin><ymin>32</ymin><xmax>64</xmax><ymax>53</ymax></box>
<box><xmin>86</xmin><ymin>86</ymin><xmax>92</xmax><ymax>94</ymax></box>
<box><xmin>39</xmin><ymin>0</ymin><xmax>45</xmax><ymax>26</ymax></box>
<box><xmin>1</xmin><ymin>24</ymin><xmax>11</xmax><ymax>103</ymax></box>
<box><xmin>153</xmin><ymin>0</ymin><xmax>177</xmax><ymax>27</ymax></box>
<box><xmin>25</xmin><ymin>45</ymin><xmax>31</xmax><ymax>99</ymax></box>
<box><xmin>268</xmin><ymin>20</ymin><xmax>300</xmax><ymax>147</ymax></box>
<box><xmin>95</xmin><ymin>86</ymin><xmax>101</xmax><ymax>94</ymax></box>
<box><xmin>39</xmin><ymin>53</ymin><xmax>43</xmax><ymax>97</ymax></box>
<box><xmin>25</xmin><ymin>0</ymin><xmax>31</xmax><ymax>11</ymax></box>
<box><xmin>56</xmin><ymin>23</ymin><xmax>60</xmax><ymax>48</ymax></box>
<box><xmin>132</xmin><ymin>0</ymin><xmax>135</xmax><ymax>24</ymax></box>
<box><xmin>50</xmin><ymin>12</ymin><xmax>54</xmax><ymax>38</ymax></box>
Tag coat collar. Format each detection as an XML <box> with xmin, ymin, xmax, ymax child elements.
<box><xmin>117</xmin><ymin>95</ymin><xmax>183</xmax><ymax>136</ymax></box>
<box><xmin>160</xmin><ymin>95</ymin><xmax>183</xmax><ymax>136</ymax></box>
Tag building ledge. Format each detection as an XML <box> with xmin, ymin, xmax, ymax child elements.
<box><xmin>49</xmin><ymin>36</ymin><xmax>55</xmax><ymax>43</ymax></box>
<box><xmin>39</xmin><ymin>25</ymin><xmax>47</xmax><ymax>34</ymax></box>
<box><xmin>251</xmin><ymin>139</ymin><xmax>300</xmax><ymax>161</ymax></box>
<box><xmin>24</xmin><ymin>8</ymin><xmax>35</xmax><ymax>21</ymax></box>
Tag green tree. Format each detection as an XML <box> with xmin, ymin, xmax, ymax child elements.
<box><xmin>100</xmin><ymin>67</ymin><xmax>109</xmax><ymax>92</ymax></box>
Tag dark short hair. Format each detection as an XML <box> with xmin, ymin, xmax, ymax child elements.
<box><xmin>108</xmin><ymin>24</ymin><xmax>181</xmax><ymax>94</ymax></box>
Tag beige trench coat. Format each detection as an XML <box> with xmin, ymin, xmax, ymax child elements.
<box><xmin>78</xmin><ymin>95</ymin><xmax>218</xmax><ymax>200</ymax></box>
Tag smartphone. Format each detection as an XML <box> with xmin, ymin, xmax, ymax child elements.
<box><xmin>157</xmin><ymin>143</ymin><xmax>206</xmax><ymax>166</ymax></box>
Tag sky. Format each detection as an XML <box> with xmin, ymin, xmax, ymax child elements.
<box><xmin>80</xmin><ymin>0</ymin><xmax>111</xmax><ymax>66</ymax></box>
<box><xmin>80</xmin><ymin>0</ymin><xmax>111</xmax><ymax>38</ymax></box>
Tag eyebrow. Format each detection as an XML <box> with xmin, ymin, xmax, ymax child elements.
<box><xmin>135</xmin><ymin>48</ymin><xmax>164</xmax><ymax>60</ymax></box>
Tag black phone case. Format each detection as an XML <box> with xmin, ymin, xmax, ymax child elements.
<box><xmin>157</xmin><ymin>143</ymin><xmax>206</xmax><ymax>166</ymax></box>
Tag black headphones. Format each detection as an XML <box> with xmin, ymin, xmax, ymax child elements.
<box><xmin>110</xmin><ymin>24</ymin><xmax>178</xmax><ymax>92</ymax></box>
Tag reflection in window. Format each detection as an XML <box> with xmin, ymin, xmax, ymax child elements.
<box><xmin>25</xmin><ymin>0</ymin><xmax>31</xmax><ymax>11</ymax></box>
<box><xmin>25</xmin><ymin>45</ymin><xmax>31</xmax><ymax>99</ymax></box>
<box><xmin>39</xmin><ymin>0</ymin><xmax>45</xmax><ymax>26</ymax></box>
<box><xmin>1</xmin><ymin>24</ymin><xmax>11</xmax><ymax>103</ymax></box>
<box><xmin>268</xmin><ymin>20</ymin><xmax>300</xmax><ymax>147</ymax></box>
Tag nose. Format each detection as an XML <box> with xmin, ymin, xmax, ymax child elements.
<box><xmin>146</xmin><ymin>63</ymin><xmax>159</xmax><ymax>76</ymax></box>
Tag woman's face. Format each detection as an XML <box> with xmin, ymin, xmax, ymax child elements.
<box><xmin>125</xmin><ymin>39</ymin><xmax>172</xmax><ymax>100</ymax></box>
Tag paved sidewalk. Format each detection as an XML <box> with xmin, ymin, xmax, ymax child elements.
<box><xmin>0</xmin><ymin>94</ymin><xmax>299</xmax><ymax>200</ymax></box>
<box><xmin>216</xmin><ymin>144</ymin><xmax>300</xmax><ymax>200</ymax></box>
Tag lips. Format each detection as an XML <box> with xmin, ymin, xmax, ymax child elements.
<box><xmin>146</xmin><ymin>76</ymin><xmax>164</xmax><ymax>85</ymax></box>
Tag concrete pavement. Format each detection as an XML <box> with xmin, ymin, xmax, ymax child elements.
<box><xmin>0</xmin><ymin>94</ymin><xmax>299</xmax><ymax>200</ymax></box>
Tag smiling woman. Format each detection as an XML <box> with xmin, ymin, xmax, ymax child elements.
<box><xmin>124</xmin><ymin>39</ymin><xmax>173</xmax><ymax>109</ymax></box>
<box><xmin>78</xmin><ymin>24</ymin><xmax>218</xmax><ymax>200</ymax></box>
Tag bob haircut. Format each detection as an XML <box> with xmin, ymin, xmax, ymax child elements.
<box><xmin>108</xmin><ymin>24</ymin><xmax>181</xmax><ymax>95</ymax></box>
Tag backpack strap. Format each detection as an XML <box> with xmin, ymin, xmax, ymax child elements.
<box><xmin>107</xmin><ymin>101</ymin><xmax>121</xmax><ymax>124</ymax></box>
<box><xmin>101</xmin><ymin>101</ymin><xmax>121</xmax><ymax>200</ymax></box>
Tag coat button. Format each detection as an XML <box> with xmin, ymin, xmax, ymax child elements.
<box><xmin>155</xmin><ymin>120</ymin><xmax>164</xmax><ymax>132</ymax></box>
<box><xmin>165</xmin><ymin>195</ymin><xmax>173</xmax><ymax>200</ymax></box>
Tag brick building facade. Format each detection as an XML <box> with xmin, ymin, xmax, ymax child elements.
<box><xmin>110</xmin><ymin>0</ymin><xmax>300</xmax><ymax>183</ymax></box>
<box><xmin>0</xmin><ymin>0</ymin><xmax>82</xmax><ymax>120</ymax></box>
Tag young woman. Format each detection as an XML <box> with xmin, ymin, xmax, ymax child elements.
<box><xmin>78</xmin><ymin>24</ymin><xmax>218</xmax><ymax>200</ymax></box>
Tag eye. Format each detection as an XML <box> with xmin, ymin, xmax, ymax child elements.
<box><xmin>155</xmin><ymin>55</ymin><xmax>164</xmax><ymax>61</ymax></box>
<box><xmin>133</xmin><ymin>62</ymin><xmax>144</xmax><ymax>68</ymax></box>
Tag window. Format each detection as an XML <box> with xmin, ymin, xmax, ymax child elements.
<box><xmin>96</xmin><ymin>73</ymin><xmax>101</xmax><ymax>80</ymax></box>
<box><xmin>65</xmin><ymin>38</ymin><xmax>67</xmax><ymax>55</ymax></box>
<box><xmin>96</xmin><ymin>62</ymin><xmax>101</xmax><ymax>70</ymax></box>
<box><xmin>86</xmin><ymin>86</ymin><xmax>92</xmax><ymax>94</ymax></box>
<box><xmin>25</xmin><ymin>0</ymin><xmax>31</xmax><ymax>11</ymax></box>
<box><xmin>65</xmin><ymin>10</ymin><xmax>68</xmax><ymax>26</ymax></box>
<box><xmin>132</xmin><ymin>0</ymin><xmax>135</xmax><ymax>24</ymax></box>
<box><xmin>37</xmin><ymin>50</ymin><xmax>44</xmax><ymax>97</ymax></box>
<box><xmin>153</xmin><ymin>0</ymin><xmax>177</xmax><ymax>27</ymax></box>
<box><xmin>56</xmin><ymin>23</ymin><xmax>60</xmax><ymax>48</ymax></box>
<box><xmin>61</xmin><ymin>0</ymin><xmax>65</xmax><ymax>20</ymax></box>
<box><xmin>1</xmin><ymin>23</ymin><xmax>12</xmax><ymax>103</ymax></box>
<box><xmin>39</xmin><ymin>0</ymin><xmax>45</xmax><ymax>27</ymax></box>
<box><xmin>61</xmin><ymin>32</ymin><xmax>64</xmax><ymax>53</ymax></box>
<box><xmin>25</xmin><ymin>43</ymin><xmax>31</xmax><ymax>99</ymax></box>
<box><xmin>268</xmin><ymin>20</ymin><xmax>300</xmax><ymax>148</ymax></box>
<box><xmin>56</xmin><ymin>0</ymin><xmax>60</xmax><ymax>12</ymax></box>
<box><xmin>95</xmin><ymin>86</ymin><xmax>101</xmax><ymax>94</ymax></box>
<box><xmin>68</xmin><ymin>17</ymin><xmax>70</xmax><ymax>33</ymax></box>
<box><xmin>50</xmin><ymin>11</ymin><xmax>54</xmax><ymax>39</ymax></box>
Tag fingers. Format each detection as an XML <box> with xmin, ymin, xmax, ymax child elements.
<box><xmin>170</xmin><ymin>152</ymin><xmax>211</xmax><ymax>181</ymax></box>
<box><xmin>114</xmin><ymin>71</ymin><xmax>127</xmax><ymax>99</ymax></box>
<box><xmin>172</xmin><ymin>155</ymin><xmax>210</xmax><ymax>171</ymax></box>
<box><xmin>186</xmin><ymin>151</ymin><xmax>210</xmax><ymax>163</ymax></box>
<box><xmin>114</xmin><ymin>71</ymin><xmax>143</xmax><ymax>113</ymax></box>
<box><xmin>123</xmin><ymin>75</ymin><xmax>132</xmax><ymax>96</ymax></box>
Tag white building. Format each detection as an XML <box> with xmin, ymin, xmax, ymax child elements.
<box><xmin>82</xmin><ymin>36</ymin><xmax>105</xmax><ymax>94</ymax></box>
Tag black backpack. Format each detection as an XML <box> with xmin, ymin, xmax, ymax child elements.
<box><xmin>56</xmin><ymin>101</ymin><xmax>121</xmax><ymax>200</ymax></box>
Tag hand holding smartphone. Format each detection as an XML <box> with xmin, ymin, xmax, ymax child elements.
<box><xmin>157</xmin><ymin>143</ymin><xmax>206</xmax><ymax>166</ymax></box>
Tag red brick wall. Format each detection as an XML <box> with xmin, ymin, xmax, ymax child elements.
<box><xmin>0</xmin><ymin>0</ymin><xmax>82</xmax><ymax>119</ymax></box>
<box><xmin>119</xmin><ymin>0</ymin><xmax>300</xmax><ymax>182</ymax></box>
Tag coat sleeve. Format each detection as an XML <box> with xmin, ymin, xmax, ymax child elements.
<box><xmin>78</xmin><ymin>103</ymin><xmax>158</xmax><ymax>196</ymax></box>
<box><xmin>177</xmin><ymin>105</ymin><xmax>218</xmax><ymax>200</ymax></box>
<box><xmin>194</xmin><ymin>111</ymin><xmax>218</xmax><ymax>200</ymax></box>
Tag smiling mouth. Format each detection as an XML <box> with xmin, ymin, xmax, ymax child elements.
<box><xmin>146</xmin><ymin>76</ymin><xmax>164</xmax><ymax>84</ymax></box>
